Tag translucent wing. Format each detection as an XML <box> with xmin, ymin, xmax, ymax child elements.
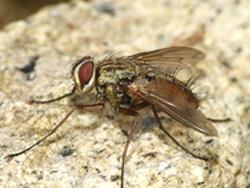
<box><xmin>128</xmin><ymin>78</ymin><xmax>218</xmax><ymax>136</ymax></box>
<box><xmin>123</xmin><ymin>46</ymin><xmax>206</xmax><ymax>71</ymax></box>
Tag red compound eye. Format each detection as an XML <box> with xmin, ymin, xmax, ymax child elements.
<box><xmin>78</xmin><ymin>61</ymin><xmax>94</xmax><ymax>86</ymax></box>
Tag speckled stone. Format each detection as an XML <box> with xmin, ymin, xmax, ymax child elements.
<box><xmin>0</xmin><ymin>0</ymin><xmax>249</xmax><ymax>188</ymax></box>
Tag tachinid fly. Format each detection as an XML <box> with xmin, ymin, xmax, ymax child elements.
<box><xmin>5</xmin><ymin>47</ymin><xmax>229</xmax><ymax>188</ymax></box>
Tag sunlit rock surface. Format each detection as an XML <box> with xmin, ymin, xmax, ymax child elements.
<box><xmin>0</xmin><ymin>0</ymin><xmax>249</xmax><ymax>187</ymax></box>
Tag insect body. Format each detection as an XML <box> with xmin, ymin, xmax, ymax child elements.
<box><xmin>5</xmin><ymin>47</ymin><xmax>228</xmax><ymax>188</ymax></box>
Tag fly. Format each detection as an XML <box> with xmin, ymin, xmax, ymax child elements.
<box><xmin>5</xmin><ymin>46</ymin><xmax>230</xmax><ymax>188</ymax></box>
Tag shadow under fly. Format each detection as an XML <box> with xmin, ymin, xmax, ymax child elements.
<box><xmin>5</xmin><ymin>46</ymin><xmax>230</xmax><ymax>188</ymax></box>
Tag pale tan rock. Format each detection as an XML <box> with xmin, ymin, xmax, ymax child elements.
<box><xmin>0</xmin><ymin>0</ymin><xmax>249</xmax><ymax>188</ymax></box>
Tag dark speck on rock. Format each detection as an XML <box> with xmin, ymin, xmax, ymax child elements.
<box><xmin>216</xmin><ymin>8</ymin><xmax>222</xmax><ymax>15</ymax></box>
<box><xmin>32</xmin><ymin>170</ymin><xmax>43</xmax><ymax>180</ymax></box>
<box><xmin>205</xmin><ymin>139</ymin><xmax>213</xmax><ymax>144</ymax></box>
<box><xmin>17</xmin><ymin>55</ymin><xmax>39</xmax><ymax>74</ymax></box>
<box><xmin>93</xmin><ymin>2</ymin><xmax>116</xmax><ymax>16</ymax></box>
<box><xmin>230</xmin><ymin>77</ymin><xmax>238</xmax><ymax>83</ymax></box>
<box><xmin>221</xmin><ymin>60</ymin><xmax>232</xmax><ymax>69</ymax></box>
<box><xmin>121</xmin><ymin>129</ymin><xmax>128</xmax><ymax>136</ymax></box>
<box><xmin>16</xmin><ymin>55</ymin><xmax>39</xmax><ymax>81</ymax></box>
<box><xmin>234</xmin><ymin>0</ymin><xmax>241</xmax><ymax>5</ymax></box>
<box><xmin>50</xmin><ymin>170</ymin><xmax>58</xmax><ymax>174</ymax></box>
<box><xmin>226</xmin><ymin>159</ymin><xmax>233</xmax><ymax>165</ymax></box>
<box><xmin>142</xmin><ymin>152</ymin><xmax>157</xmax><ymax>158</ymax></box>
<box><xmin>188</xmin><ymin>138</ymin><xmax>194</xmax><ymax>143</ymax></box>
<box><xmin>59</xmin><ymin>145</ymin><xmax>75</xmax><ymax>157</ymax></box>
<box><xmin>110</xmin><ymin>174</ymin><xmax>120</xmax><ymax>181</ymax></box>
<box><xmin>235</xmin><ymin>46</ymin><xmax>242</xmax><ymax>53</ymax></box>
<box><xmin>95</xmin><ymin>168</ymin><xmax>101</xmax><ymax>173</ymax></box>
<box><xmin>197</xmin><ymin>181</ymin><xmax>205</xmax><ymax>185</ymax></box>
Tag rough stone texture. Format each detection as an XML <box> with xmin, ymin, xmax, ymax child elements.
<box><xmin>0</xmin><ymin>0</ymin><xmax>249</xmax><ymax>188</ymax></box>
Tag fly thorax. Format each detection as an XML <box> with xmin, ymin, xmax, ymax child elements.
<box><xmin>97</xmin><ymin>62</ymin><xmax>136</xmax><ymax>86</ymax></box>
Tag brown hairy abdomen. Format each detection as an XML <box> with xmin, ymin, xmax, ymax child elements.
<box><xmin>158</xmin><ymin>80</ymin><xmax>199</xmax><ymax>109</ymax></box>
<box><xmin>128</xmin><ymin>77</ymin><xmax>200</xmax><ymax>109</ymax></box>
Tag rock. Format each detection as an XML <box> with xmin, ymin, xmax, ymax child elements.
<box><xmin>0</xmin><ymin>0</ymin><xmax>249</xmax><ymax>187</ymax></box>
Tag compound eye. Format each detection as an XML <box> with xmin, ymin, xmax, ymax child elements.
<box><xmin>72</xmin><ymin>56</ymin><xmax>96</xmax><ymax>93</ymax></box>
<box><xmin>79</xmin><ymin>61</ymin><xmax>94</xmax><ymax>86</ymax></box>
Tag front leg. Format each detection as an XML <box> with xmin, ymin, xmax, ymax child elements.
<box><xmin>4</xmin><ymin>103</ymin><xmax>104</xmax><ymax>162</ymax></box>
<box><xmin>29</xmin><ymin>85</ymin><xmax>76</xmax><ymax>104</ymax></box>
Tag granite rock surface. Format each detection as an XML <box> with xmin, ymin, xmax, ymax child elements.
<box><xmin>0</xmin><ymin>0</ymin><xmax>249</xmax><ymax>187</ymax></box>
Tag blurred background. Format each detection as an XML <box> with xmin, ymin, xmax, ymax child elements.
<box><xmin>0</xmin><ymin>0</ymin><xmax>70</xmax><ymax>29</ymax></box>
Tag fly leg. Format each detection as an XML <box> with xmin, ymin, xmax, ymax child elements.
<box><xmin>207</xmin><ymin>117</ymin><xmax>231</xmax><ymax>123</ymax></box>
<box><xmin>152</xmin><ymin>106</ymin><xmax>209</xmax><ymax>161</ymax></box>
<box><xmin>29</xmin><ymin>86</ymin><xmax>76</xmax><ymax>104</ymax></box>
<box><xmin>4</xmin><ymin>103</ymin><xmax>104</xmax><ymax>162</ymax></box>
<box><xmin>4</xmin><ymin>108</ymin><xmax>76</xmax><ymax>162</ymax></box>
<box><xmin>119</xmin><ymin>102</ymin><xmax>148</xmax><ymax>188</ymax></box>
<box><xmin>120</xmin><ymin>117</ymin><xmax>138</xmax><ymax>188</ymax></box>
